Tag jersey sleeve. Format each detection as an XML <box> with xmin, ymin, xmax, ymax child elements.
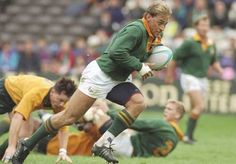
<box><xmin>13</xmin><ymin>89</ymin><xmax>43</xmax><ymax>120</ymax></box>
<box><xmin>108</xmin><ymin>25</ymin><xmax>143</xmax><ymax>71</ymax></box>
<box><xmin>152</xmin><ymin>139</ymin><xmax>175</xmax><ymax>157</ymax></box>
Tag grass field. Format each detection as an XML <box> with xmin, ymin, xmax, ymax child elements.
<box><xmin>1</xmin><ymin>112</ymin><xmax>236</xmax><ymax>164</ymax></box>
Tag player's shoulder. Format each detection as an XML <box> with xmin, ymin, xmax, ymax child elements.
<box><xmin>185</xmin><ymin>37</ymin><xmax>196</xmax><ymax>44</ymax></box>
<box><xmin>123</xmin><ymin>20</ymin><xmax>145</xmax><ymax>33</ymax></box>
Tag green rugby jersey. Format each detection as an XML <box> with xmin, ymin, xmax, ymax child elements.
<box><xmin>130</xmin><ymin>119</ymin><xmax>182</xmax><ymax>157</ymax></box>
<box><xmin>96</xmin><ymin>19</ymin><xmax>157</xmax><ymax>81</ymax></box>
<box><xmin>173</xmin><ymin>34</ymin><xmax>218</xmax><ymax>77</ymax></box>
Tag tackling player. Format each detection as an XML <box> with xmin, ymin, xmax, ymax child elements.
<box><xmin>0</xmin><ymin>75</ymin><xmax>77</xmax><ymax>163</ymax></box>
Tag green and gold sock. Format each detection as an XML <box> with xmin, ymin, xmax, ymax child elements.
<box><xmin>25</xmin><ymin>117</ymin><xmax>58</xmax><ymax>150</ymax></box>
<box><xmin>185</xmin><ymin>117</ymin><xmax>198</xmax><ymax>140</ymax></box>
<box><xmin>108</xmin><ymin>109</ymin><xmax>135</xmax><ymax>137</ymax></box>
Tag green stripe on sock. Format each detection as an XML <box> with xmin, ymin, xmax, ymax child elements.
<box><xmin>45</xmin><ymin>118</ymin><xmax>58</xmax><ymax>134</ymax></box>
<box><xmin>118</xmin><ymin>112</ymin><xmax>131</xmax><ymax>126</ymax></box>
<box><xmin>108</xmin><ymin>109</ymin><xmax>135</xmax><ymax>137</ymax></box>
<box><xmin>121</xmin><ymin>109</ymin><xmax>135</xmax><ymax>122</ymax></box>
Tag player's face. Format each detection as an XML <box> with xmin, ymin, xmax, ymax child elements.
<box><xmin>195</xmin><ymin>19</ymin><xmax>210</xmax><ymax>37</ymax></box>
<box><xmin>50</xmin><ymin>89</ymin><xmax>69</xmax><ymax>111</ymax></box>
<box><xmin>147</xmin><ymin>14</ymin><xmax>169</xmax><ymax>37</ymax></box>
<box><xmin>163</xmin><ymin>103</ymin><xmax>179</xmax><ymax>121</ymax></box>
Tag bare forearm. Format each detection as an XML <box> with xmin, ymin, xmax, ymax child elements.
<box><xmin>212</xmin><ymin>62</ymin><xmax>223</xmax><ymax>74</ymax></box>
<box><xmin>8</xmin><ymin>113</ymin><xmax>23</xmax><ymax>148</ymax></box>
<box><xmin>58</xmin><ymin>130</ymin><xmax>69</xmax><ymax>149</ymax></box>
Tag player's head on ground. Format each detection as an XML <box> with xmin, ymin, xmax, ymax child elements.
<box><xmin>163</xmin><ymin>99</ymin><xmax>185</xmax><ymax>122</ymax></box>
<box><xmin>143</xmin><ymin>0</ymin><xmax>172</xmax><ymax>37</ymax></box>
<box><xmin>50</xmin><ymin>77</ymin><xmax>77</xmax><ymax>110</ymax></box>
<box><xmin>193</xmin><ymin>14</ymin><xmax>210</xmax><ymax>37</ymax></box>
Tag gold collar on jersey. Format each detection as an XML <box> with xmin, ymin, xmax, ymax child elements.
<box><xmin>169</xmin><ymin>121</ymin><xmax>184</xmax><ymax>141</ymax></box>
<box><xmin>193</xmin><ymin>33</ymin><xmax>213</xmax><ymax>50</ymax></box>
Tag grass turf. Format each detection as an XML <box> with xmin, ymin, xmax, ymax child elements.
<box><xmin>1</xmin><ymin>112</ymin><xmax>236</xmax><ymax>164</ymax></box>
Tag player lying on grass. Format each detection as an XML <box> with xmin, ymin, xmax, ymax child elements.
<box><xmin>0</xmin><ymin>99</ymin><xmax>185</xmax><ymax>158</ymax></box>
<box><xmin>0</xmin><ymin>75</ymin><xmax>77</xmax><ymax>163</ymax></box>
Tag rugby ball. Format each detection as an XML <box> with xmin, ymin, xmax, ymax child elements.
<box><xmin>147</xmin><ymin>45</ymin><xmax>173</xmax><ymax>70</ymax></box>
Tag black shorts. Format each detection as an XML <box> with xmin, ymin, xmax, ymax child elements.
<box><xmin>106</xmin><ymin>82</ymin><xmax>141</xmax><ymax>106</ymax></box>
<box><xmin>0</xmin><ymin>79</ymin><xmax>16</xmax><ymax>114</ymax></box>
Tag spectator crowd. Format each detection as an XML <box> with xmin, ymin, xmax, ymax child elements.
<box><xmin>0</xmin><ymin>0</ymin><xmax>236</xmax><ymax>80</ymax></box>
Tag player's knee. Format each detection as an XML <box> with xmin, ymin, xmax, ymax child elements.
<box><xmin>195</xmin><ymin>103</ymin><xmax>205</xmax><ymax>113</ymax></box>
<box><xmin>126</xmin><ymin>93</ymin><xmax>146</xmax><ymax>112</ymax></box>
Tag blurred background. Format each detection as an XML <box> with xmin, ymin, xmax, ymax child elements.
<box><xmin>0</xmin><ymin>0</ymin><xmax>235</xmax><ymax>113</ymax></box>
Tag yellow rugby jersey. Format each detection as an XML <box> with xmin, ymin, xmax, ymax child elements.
<box><xmin>4</xmin><ymin>75</ymin><xmax>53</xmax><ymax>120</ymax></box>
<box><xmin>47</xmin><ymin>125</ymin><xmax>101</xmax><ymax>155</ymax></box>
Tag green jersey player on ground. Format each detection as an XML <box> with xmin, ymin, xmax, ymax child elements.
<box><xmin>111</xmin><ymin>99</ymin><xmax>185</xmax><ymax>157</ymax></box>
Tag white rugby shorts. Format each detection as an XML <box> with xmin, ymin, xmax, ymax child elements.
<box><xmin>180</xmin><ymin>73</ymin><xmax>208</xmax><ymax>95</ymax></box>
<box><xmin>78</xmin><ymin>60</ymin><xmax>132</xmax><ymax>98</ymax></box>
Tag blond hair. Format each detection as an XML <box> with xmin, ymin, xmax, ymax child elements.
<box><xmin>144</xmin><ymin>1</ymin><xmax>172</xmax><ymax>17</ymax></box>
<box><xmin>167</xmin><ymin>99</ymin><xmax>185</xmax><ymax>119</ymax></box>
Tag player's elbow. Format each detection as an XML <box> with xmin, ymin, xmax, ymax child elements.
<box><xmin>159</xmin><ymin>152</ymin><xmax>169</xmax><ymax>157</ymax></box>
<box><xmin>109</xmin><ymin>50</ymin><xmax>124</xmax><ymax>62</ymax></box>
<box><xmin>109</xmin><ymin>50</ymin><xmax>118</xmax><ymax>60</ymax></box>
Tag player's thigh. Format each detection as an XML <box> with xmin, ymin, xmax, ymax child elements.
<box><xmin>187</xmin><ymin>90</ymin><xmax>205</xmax><ymax>109</ymax></box>
<box><xmin>180</xmin><ymin>73</ymin><xmax>202</xmax><ymax>92</ymax></box>
<box><xmin>64</xmin><ymin>89</ymin><xmax>96</xmax><ymax>118</ymax></box>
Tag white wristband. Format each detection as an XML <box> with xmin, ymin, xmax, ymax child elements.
<box><xmin>139</xmin><ymin>63</ymin><xmax>151</xmax><ymax>76</ymax></box>
<box><xmin>59</xmin><ymin>148</ymin><xmax>67</xmax><ymax>155</ymax></box>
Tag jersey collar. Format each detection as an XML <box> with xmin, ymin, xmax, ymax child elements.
<box><xmin>193</xmin><ymin>33</ymin><xmax>213</xmax><ymax>50</ymax></box>
<box><xmin>169</xmin><ymin>121</ymin><xmax>184</xmax><ymax>141</ymax></box>
<box><xmin>141</xmin><ymin>17</ymin><xmax>162</xmax><ymax>53</ymax></box>
<box><xmin>42</xmin><ymin>88</ymin><xmax>52</xmax><ymax>108</ymax></box>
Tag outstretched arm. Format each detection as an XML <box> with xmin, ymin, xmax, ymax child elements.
<box><xmin>56</xmin><ymin>129</ymin><xmax>72</xmax><ymax>163</ymax></box>
<box><xmin>2</xmin><ymin>112</ymin><xmax>24</xmax><ymax>163</ymax></box>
